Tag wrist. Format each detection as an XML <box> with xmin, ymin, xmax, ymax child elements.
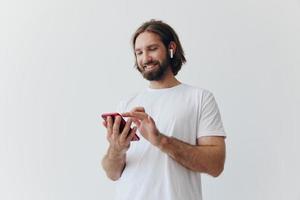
<box><xmin>108</xmin><ymin>146</ymin><xmax>126</xmax><ymax>159</ymax></box>
<box><xmin>157</xmin><ymin>132</ymin><xmax>169</xmax><ymax>150</ymax></box>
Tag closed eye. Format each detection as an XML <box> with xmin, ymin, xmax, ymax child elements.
<box><xmin>135</xmin><ymin>51</ymin><xmax>142</xmax><ymax>56</ymax></box>
<box><xmin>149</xmin><ymin>47</ymin><xmax>157</xmax><ymax>51</ymax></box>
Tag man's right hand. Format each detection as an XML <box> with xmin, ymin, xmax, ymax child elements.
<box><xmin>102</xmin><ymin>116</ymin><xmax>137</xmax><ymax>156</ymax></box>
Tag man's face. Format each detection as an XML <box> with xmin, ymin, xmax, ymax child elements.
<box><xmin>134</xmin><ymin>31</ymin><xmax>170</xmax><ymax>81</ymax></box>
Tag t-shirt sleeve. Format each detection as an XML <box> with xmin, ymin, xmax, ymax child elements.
<box><xmin>197</xmin><ymin>90</ymin><xmax>226</xmax><ymax>138</ymax></box>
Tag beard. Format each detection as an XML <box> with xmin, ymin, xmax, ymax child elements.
<box><xmin>137</xmin><ymin>57</ymin><xmax>170</xmax><ymax>81</ymax></box>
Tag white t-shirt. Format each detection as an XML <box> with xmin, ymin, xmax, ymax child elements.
<box><xmin>114</xmin><ymin>83</ymin><xmax>226</xmax><ymax>200</ymax></box>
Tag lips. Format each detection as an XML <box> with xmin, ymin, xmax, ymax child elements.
<box><xmin>145</xmin><ymin>64</ymin><xmax>157</xmax><ymax>71</ymax></box>
<box><xmin>144</xmin><ymin>62</ymin><xmax>159</xmax><ymax>71</ymax></box>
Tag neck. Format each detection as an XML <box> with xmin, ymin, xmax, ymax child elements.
<box><xmin>148</xmin><ymin>68</ymin><xmax>181</xmax><ymax>89</ymax></box>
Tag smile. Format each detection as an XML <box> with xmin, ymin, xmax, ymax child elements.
<box><xmin>144</xmin><ymin>63</ymin><xmax>159</xmax><ymax>71</ymax></box>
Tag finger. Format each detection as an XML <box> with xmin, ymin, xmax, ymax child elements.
<box><xmin>126</xmin><ymin>127</ymin><xmax>138</xmax><ymax>143</ymax></box>
<box><xmin>120</xmin><ymin>118</ymin><xmax>133</xmax><ymax>141</ymax></box>
<box><xmin>112</xmin><ymin>116</ymin><xmax>121</xmax><ymax>135</ymax></box>
<box><xmin>106</xmin><ymin>116</ymin><xmax>113</xmax><ymax>135</ymax></box>
<box><xmin>130</xmin><ymin>107</ymin><xmax>145</xmax><ymax>113</ymax></box>
<box><xmin>122</xmin><ymin>112</ymin><xmax>148</xmax><ymax>120</ymax></box>
<box><xmin>102</xmin><ymin>121</ymin><xmax>107</xmax><ymax>128</ymax></box>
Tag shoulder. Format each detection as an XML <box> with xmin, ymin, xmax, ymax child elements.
<box><xmin>181</xmin><ymin>83</ymin><xmax>214</xmax><ymax>97</ymax></box>
<box><xmin>179</xmin><ymin>84</ymin><xmax>219</xmax><ymax>108</ymax></box>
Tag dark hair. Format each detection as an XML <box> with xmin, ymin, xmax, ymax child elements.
<box><xmin>132</xmin><ymin>19</ymin><xmax>186</xmax><ymax>76</ymax></box>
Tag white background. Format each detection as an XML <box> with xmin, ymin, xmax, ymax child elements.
<box><xmin>1</xmin><ymin>0</ymin><xmax>299</xmax><ymax>199</ymax></box>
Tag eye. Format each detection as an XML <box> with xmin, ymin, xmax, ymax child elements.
<box><xmin>135</xmin><ymin>51</ymin><xmax>142</xmax><ymax>56</ymax></box>
<box><xmin>149</xmin><ymin>47</ymin><xmax>157</xmax><ymax>51</ymax></box>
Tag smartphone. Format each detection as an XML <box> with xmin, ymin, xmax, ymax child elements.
<box><xmin>101</xmin><ymin>112</ymin><xmax>140</xmax><ymax>141</ymax></box>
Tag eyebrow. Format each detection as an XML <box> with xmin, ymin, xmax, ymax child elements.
<box><xmin>134</xmin><ymin>44</ymin><xmax>159</xmax><ymax>52</ymax></box>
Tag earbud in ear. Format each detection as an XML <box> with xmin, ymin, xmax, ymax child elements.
<box><xmin>169</xmin><ymin>49</ymin><xmax>173</xmax><ymax>58</ymax></box>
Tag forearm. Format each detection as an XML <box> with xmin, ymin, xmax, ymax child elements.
<box><xmin>158</xmin><ymin>134</ymin><xmax>225</xmax><ymax>177</ymax></box>
<box><xmin>101</xmin><ymin>146</ymin><xmax>126</xmax><ymax>181</ymax></box>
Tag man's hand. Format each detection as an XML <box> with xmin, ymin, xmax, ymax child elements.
<box><xmin>101</xmin><ymin>116</ymin><xmax>137</xmax><ymax>181</ymax></box>
<box><xmin>122</xmin><ymin>107</ymin><xmax>161</xmax><ymax>146</ymax></box>
<box><xmin>102</xmin><ymin>115</ymin><xmax>137</xmax><ymax>155</ymax></box>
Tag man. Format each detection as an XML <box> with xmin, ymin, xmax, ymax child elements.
<box><xmin>101</xmin><ymin>20</ymin><xmax>226</xmax><ymax>200</ymax></box>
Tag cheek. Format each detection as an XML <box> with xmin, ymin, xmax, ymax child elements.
<box><xmin>154</xmin><ymin>50</ymin><xmax>167</xmax><ymax>62</ymax></box>
<box><xmin>136</xmin><ymin>58</ymin><xmax>144</xmax><ymax>69</ymax></box>
<box><xmin>137</xmin><ymin>57</ymin><xmax>143</xmax><ymax>66</ymax></box>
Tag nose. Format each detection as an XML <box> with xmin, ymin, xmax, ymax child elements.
<box><xmin>142</xmin><ymin>51</ymin><xmax>152</xmax><ymax>64</ymax></box>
